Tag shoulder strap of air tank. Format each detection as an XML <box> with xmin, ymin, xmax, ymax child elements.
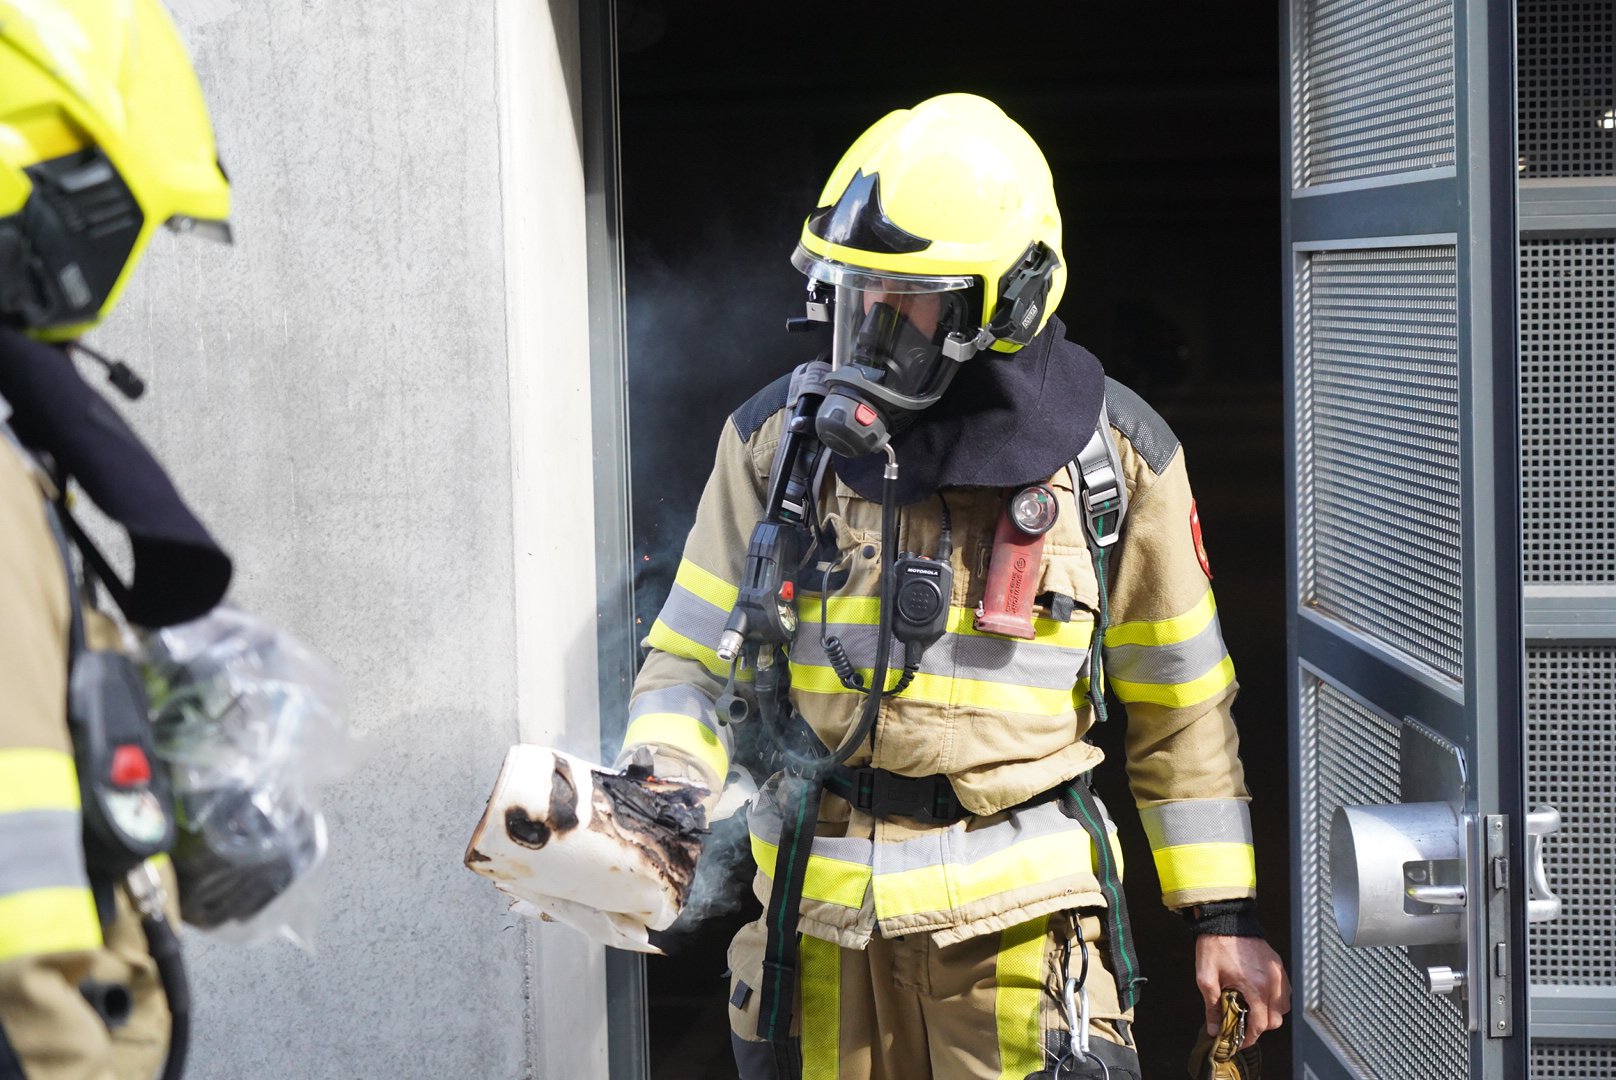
<box><xmin>1070</xmin><ymin>393</ymin><xmax>1126</xmax><ymax>724</ymax></box>
<box><xmin>1072</xmin><ymin>390</ymin><xmax>1128</xmax><ymax>550</ymax></box>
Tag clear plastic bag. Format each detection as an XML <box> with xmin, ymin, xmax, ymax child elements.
<box><xmin>141</xmin><ymin>606</ymin><xmax>359</xmax><ymax>949</ymax></box>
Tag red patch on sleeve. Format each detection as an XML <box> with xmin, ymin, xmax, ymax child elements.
<box><xmin>1190</xmin><ymin>500</ymin><xmax>1213</xmax><ymax>580</ymax></box>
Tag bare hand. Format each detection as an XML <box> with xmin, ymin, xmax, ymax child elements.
<box><xmin>1194</xmin><ymin>935</ymin><xmax>1291</xmax><ymax>1049</ymax></box>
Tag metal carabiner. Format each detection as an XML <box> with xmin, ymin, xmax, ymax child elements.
<box><xmin>1050</xmin><ymin>935</ymin><xmax>1109</xmax><ymax>1079</ymax></box>
<box><xmin>1051</xmin><ymin>1033</ymin><xmax>1111</xmax><ymax>1080</ymax></box>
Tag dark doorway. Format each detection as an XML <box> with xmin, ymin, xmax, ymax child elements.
<box><xmin>617</xmin><ymin>4</ymin><xmax>1288</xmax><ymax>1076</ymax></box>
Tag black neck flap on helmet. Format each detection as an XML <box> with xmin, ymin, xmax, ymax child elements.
<box><xmin>0</xmin><ymin>326</ymin><xmax>232</xmax><ymax>627</ymax></box>
<box><xmin>830</xmin><ymin>316</ymin><xmax>1107</xmax><ymax>506</ymax></box>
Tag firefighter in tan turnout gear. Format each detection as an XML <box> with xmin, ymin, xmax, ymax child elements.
<box><xmin>615</xmin><ymin>93</ymin><xmax>1292</xmax><ymax>1079</ymax></box>
<box><xmin>463</xmin><ymin>90</ymin><xmax>1291</xmax><ymax>1078</ymax></box>
<box><xmin>0</xmin><ymin>1</ymin><xmax>234</xmax><ymax>1076</ymax></box>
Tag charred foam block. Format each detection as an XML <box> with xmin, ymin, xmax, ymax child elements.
<box><xmin>464</xmin><ymin>745</ymin><xmax>708</xmax><ymax>953</ymax></box>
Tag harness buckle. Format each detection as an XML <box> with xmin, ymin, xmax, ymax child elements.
<box><xmin>839</xmin><ymin>767</ymin><xmax>966</xmax><ymax>825</ymax></box>
<box><xmin>1074</xmin><ymin>410</ymin><xmax>1126</xmax><ymax>550</ymax></box>
<box><xmin>1081</xmin><ymin>464</ymin><xmax>1123</xmax><ymax>549</ymax></box>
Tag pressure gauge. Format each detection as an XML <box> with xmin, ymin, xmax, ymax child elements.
<box><xmin>1008</xmin><ymin>484</ymin><xmax>1059</xmax><ymax>536</ymax></box>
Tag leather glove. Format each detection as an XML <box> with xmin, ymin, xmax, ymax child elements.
<box><xmin>1187</xmin><ymin>990</ymin><xmax>1262</xmax><ymax>1079</ymax></box>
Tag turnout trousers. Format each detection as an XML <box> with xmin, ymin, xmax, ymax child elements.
<box><xmin>727</xmin><ymin>911</ymin><xmax>1142</xmax><ymax>1080</ymax></box>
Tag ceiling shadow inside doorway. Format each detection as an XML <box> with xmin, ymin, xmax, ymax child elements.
<box><xmin>617</xmin><ymin>4</ymin><xmax>1288</xmax><ymax>1076</ymax></box>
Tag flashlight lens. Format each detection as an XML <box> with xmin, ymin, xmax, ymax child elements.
<box><xmin>1010</xmin><ymin>485</ymin><xmax>1059</xmax><ymax>535</ymax></box>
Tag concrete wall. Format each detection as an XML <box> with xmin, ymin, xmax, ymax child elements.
<box><xmin>97</xmin><ymin>0</ymin><xmax>608</xmax><ymax>1076</ymax></box>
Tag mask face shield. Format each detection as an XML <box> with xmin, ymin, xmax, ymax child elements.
<box><xmin>791</xmin><ymin>247</ymin><xmax>983</xmax><ymax>457</ymax></box>
<box><xmin>793</xmin><ymin>246</ymin><xmax>979</xmax><ymax>397</ymax></box>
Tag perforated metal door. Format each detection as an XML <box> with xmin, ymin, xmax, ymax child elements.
<box><xmin>1283</xmin><ymin>0</ymin><xmax>1528</xmax><ymax>1077</ymax></box>
<box><xmin>1517</xmin><ymin>1</ymin><xmax>1616</xmax><ymax>1070</ymax></box>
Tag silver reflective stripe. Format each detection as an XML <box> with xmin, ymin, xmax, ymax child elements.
<box><xmin>1103</xmin><ymin>615</ymin><xmax>1230</xmax><ymax>687</ymax></box>
<box><xmin>626</xmin><ymin>683</ymin><xmax>733</xmax><ymax>760</ymax></box>
<box><xmin>0</xmin><ymin>810</ymin><xmax>91</xmax><ymax>895</ymax></box>
<box><xmin>752</xmin><ymin>788</ymin><xmax>1107</xmax><ymax>876</ymax></box>
<box><xmin>791</xmin><ymin>623</ymin><xmax>1089</xmax><ymax>689</ymax></box>
<box><xmin>1139</xmin><ymin>799</ymin><xmax>1253</xmax><ymax>849</ymax></box>
<box><xmin>748</xmin><ymin>798</ymin><xmax>873</xmax><ymax>865</ymax></box>
<box><xmin>874</xmin><ymin>801</ymin><xmax>1085</xmax><ymax>875</ymax></box>
<box><xmin>789</xmin><ymin>626</ymin><xmax>908</xmax><ymax>670</ymax></box>
<box><xmin>651</xmin><ymin>582</ymin><xmax>733</xmax><ymax>655</ymax></box>
<box><xmin>629</xmin><ymin>683</ymin><xmax>720</xmax><ymax>726</ymax></box>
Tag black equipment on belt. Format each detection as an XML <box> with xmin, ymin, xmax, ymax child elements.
<box><xmin>41</xmin><ymin>495</ymin><xmax>192</xmax><ymax>1080</ymax></box>
<box><xmin>824</xmin><ymin>765</ymin><xmax>968</xmax><ymax>825</ymax></box>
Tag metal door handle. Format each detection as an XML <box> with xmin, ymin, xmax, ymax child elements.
<box><xmin>1406</xmin><ymin>882</ymin><xmax>1466</xmax><ymax>907</ymax></box>
<box><xmin>1526</xmin><ymin>805</ymin><xmax>1561</xmax><ymax>923</ymax></box>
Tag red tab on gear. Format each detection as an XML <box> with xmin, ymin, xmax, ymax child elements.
<box><xmin>1190</xmin><ymin>499</ymin><xmax>1213</xmax><ymax>580</ymax></box>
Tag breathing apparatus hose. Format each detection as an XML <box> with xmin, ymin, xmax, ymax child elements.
<box><xmin>775</xmin><ymin>446</ymin><xmax>900</xmax><ymax>773</ymax></box>
<box><xmin>144</xmin><ymin>912</ymin><xmax>189</xmax><ymax>1080</ymax></box>
<box><xmin>753</xmin><ymin>445</ymin><xmax>900</xmax><ymax>1069</ymax></box>
<box><xmin>128</xmin><ymin>863</ymin><xmax>189</xmax><ymax>1080</ymax></box>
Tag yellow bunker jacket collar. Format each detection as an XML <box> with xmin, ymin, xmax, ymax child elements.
<box><xmin>624</xmin><ymin>360</ymin><xmax>1258</xmax><ymax>949</ymax></box>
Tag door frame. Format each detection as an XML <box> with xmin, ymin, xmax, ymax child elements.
<box><xmin>1281</xmin><ymin>0</ymin><xmax>1528</xmax><ymax>1076</ymax></box>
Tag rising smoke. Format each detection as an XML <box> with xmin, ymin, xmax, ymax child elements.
<box><xmin>625</xmin><ymin>223</ymin><xmax>823</xmax><ymax>622</ymax></box>
<box><xmin>617</xmin><ymin>213</ymin><xmax>822</xmax><ymax>944</ymax></box>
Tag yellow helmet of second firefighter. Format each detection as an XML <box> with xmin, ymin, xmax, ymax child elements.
<box><xmin>794</xmin><ymin>93</ymin><xmax>1064</xmax><ymax>358</ymax></box>
<box><xmin>0</xmin><ymin>0</ymin><xmax>231</xmax><ymax>339</ymax></box>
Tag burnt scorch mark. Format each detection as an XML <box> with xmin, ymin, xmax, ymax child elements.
<box><xmin>466</xmin><ymin>849</ymin><xmax>491</xmax><ymax>864</ymax></box>
<box><xmin>590</xmin><ymin>773</ymin><xmax>706</xmax><ymax>901</ymax></box>
<box><xmin>596</xmin><ymin>771</ymin><xmax>706</xmax><ymax>832</ymax></box>
<box><xmin>463</xmin><ymin>794</ymin><xmax>500</xmax><ymax>868</ymax></box>
<box><xmin>549</xmin><ymin>758</ymin><xmax>580</xmax><ymax>833</ymax></box>
<box><xmin>504</xmin><ymin>806</ymin><xmax>552</xmax><ymax>849</ymax></box>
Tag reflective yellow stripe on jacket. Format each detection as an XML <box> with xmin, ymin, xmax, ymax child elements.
<box><xmin>646</xmin><ymin>558</ymin><xmax>753</xmax><ymax>681</ymax></box>
<box><xmin>749</xmin><ymin>796</ymin><xmax>1122</xmax><ymax>942</ymax></box>
<box><xmin>0</xmin><ymin>747</ymin><xmax>102</xmax><ymax>962</ymax></box>
<box><xmin>621</xmin><ymin>683</ymin><xmax>733</xmax><ymax>782</ymax></box>
<box><xmin>1103</xmin><ymin>588</ymin><xmax>1236</xmax><ymax>710</ymax></box>
<box><xmin>790</xmin><ymin>600</ymin><xmax>1093</xmax><ymax>717</ymax></box>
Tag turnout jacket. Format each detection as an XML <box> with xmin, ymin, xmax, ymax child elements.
<box><xmin>625</xmin><ymin>358</ymin><xmax>1256</xmax><ymax>950</ymax></box>
<box><xmin>0</xmin><ymin>414</ymin><xmax>178</xmax><ymax>1080</ymax></box>
<box><xmin>0</xmin><ymin>330</ymin><xmax>225</xmax><ymax>1079</ymax></box>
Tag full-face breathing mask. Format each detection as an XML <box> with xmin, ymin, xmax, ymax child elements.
<box><xmin>790</xmin><ymin>241</ymin><xmax>1063</xmax><ymax>458</ymax></box>
<box><xmin>790</xmin><ymin>247</ymin><xmax>982</xmax><ymax>458</ymax></box>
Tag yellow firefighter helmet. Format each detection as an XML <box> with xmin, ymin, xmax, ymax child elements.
<box><xmin>794</xmin><ymin>93</ymin><xmax>1065</xmax><ymax>359</ymax></box>
<box><xmin>0</xmin><ymin>0</ymin><xmax>231</xmax><ymax>338</ymax></box>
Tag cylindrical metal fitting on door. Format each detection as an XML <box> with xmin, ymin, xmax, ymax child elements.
<box><xmin>1330</xmin><ymin>801</ymin><xmax>1465</xmax><ymax>947</ymax></box>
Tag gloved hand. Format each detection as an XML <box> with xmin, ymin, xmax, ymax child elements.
<box><xmin>1187</xmin><ymin>990</ymin><xmax>1262</xmax><ymax>1079</ymax></box>
<box><xmin>612</xmin><ymin>743</ymin><xmax>759</xmax><ymax>823</ymax></box>
<box><xmin>464</xmin><ymin>744</ymin><xmax>709</xmax><ymax>954</ymax></box>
